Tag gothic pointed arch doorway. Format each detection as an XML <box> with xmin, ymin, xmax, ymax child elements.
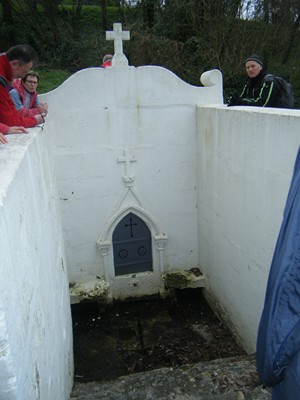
<box><xmin>112</xmin><ymin>212</ymin><xmax>153</xmax><ymax>276</ymax></box>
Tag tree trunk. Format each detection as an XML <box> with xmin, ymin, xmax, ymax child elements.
<box><xmin>263</xmin><ymin>0</ymin><xmax>269</xmax><ymax>23</ymax></box>
<box><xmin>101</xmin><ymin>0</ymin><xmax>108</xmax><ymax>31</ymax></box>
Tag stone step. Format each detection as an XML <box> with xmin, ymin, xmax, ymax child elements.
<box><xmin>70</xmin><ymin>355</ymin><xmax>271</xmax><ymax>400</ymax></box>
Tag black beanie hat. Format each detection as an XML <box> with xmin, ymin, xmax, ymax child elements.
<box><xmin>245</xmin><ymin>54</ymin><xmax>263</xmax><ymax>67</ymax></box>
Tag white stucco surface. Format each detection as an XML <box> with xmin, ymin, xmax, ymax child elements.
<box><xmin>4</xmin><ymin>21</ymin><xmax>300</xmax><ymax>397</ymax></box>
<box><xmin>1</xmin><ymin>50</ymin><xmax>299</xmax><ymax>387</ymax></box>
<box><xmin>197</xmin><ymin>105</ymin><xmax>300</xmax><ymax>352</ymax></box>
<box><xmin>39</xmin><ymin>61</ymin><xmax>300</xmax><ymax>352</ymax></box>
<box><xmin>42</xmin><ymin>66</ymin><xmax>223</xmax><ymax>300</ymax></box>
<box><xmin>0</xmin><ymin>129</ymin><xmax>73</xmax><ymax>399</ymax></box>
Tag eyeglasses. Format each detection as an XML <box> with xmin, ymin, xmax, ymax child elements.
<box><xmin>25</xmin><ymin>80</ymin><xmax>38</xmax><ymax>85</ymax></box>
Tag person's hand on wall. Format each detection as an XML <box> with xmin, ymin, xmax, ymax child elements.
<box><xmin>7</xmin><ymin>126</ymin><xmax>29</xmax><ymax>134</ymax></box>
<box><xmin>0</xmin><ymin>133</ymin><xmax>8</xmax><ymax>144</ymax></box>
<box><xmin>227</xmin><ymin>95</ymin><xmax>241</xmax><ymax>107</ymax></box>
<box><xmin>39</xmin><ymin>102</ymin><xmax>48</xmax><ymax>116</ymax></box>
<box><xmin>35</xmin><ymin>113</ymin><xmax>46</xmax><ymax>125</ymax></box>
<box><xmin>1</xmin><ymin>126</ymin><xmax>29</xmax><ymax>143</ymax></box>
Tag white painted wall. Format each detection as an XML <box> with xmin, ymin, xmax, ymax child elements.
<box><xmin>42</xmin><ymin>66</ymin><xmax>223</xmax><ymax>300</ymax></box>
<box><xmin>0</xmin><ymin>61</ymin><xmax>299</xmax><ymax>376</ymax></box>
<box><xmin>196</xmin><ymin>105</ymin><xmax>300</xmax><ymax>352</ymax></box>
<box><xmin>40</xmin><ymin>63</ymin><xmax>300</xmax><ymax>352</ymax></box>
<box><xmin>0</xmin><ymin>130</ymin><xmax>73</xmax><ymax>399</ymax></box>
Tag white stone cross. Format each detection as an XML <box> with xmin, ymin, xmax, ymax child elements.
<box><xmin>118</xmin><ymin>149</ymin><xmax>136</xmax><ymax>178</ymax></box>
<box><xmin>106</xmin><ymin>23</ymin><xmax>130</xmax><ymax>67</ymax></box>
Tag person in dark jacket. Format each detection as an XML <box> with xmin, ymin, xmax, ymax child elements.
<box><xmin>256</xmin><ymin>146</ymin><xmax>300</xmax><ymax>399</ymax></box>
<box><xmin>227</xmin><ymin>54</ymin><xmax>281</xmax><ymax>107</ymax></box>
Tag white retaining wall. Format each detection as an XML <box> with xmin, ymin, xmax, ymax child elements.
<box><xmin>41</xmin><ymin>63</ymin><xmax>300</xmax><ymax>352</ymax></box>
<box><xmin>1</xmin><ymin>66</ymin><xmax>299</xmax><ymax>397</ymax></box>
<box><xmin>197</xmin><ymin>105</ymin><xmax>300</xmax><ymax>352</ymax></box>
<box><xmin>0</xmin><ymin>129</ymin><xmax>73</xmax><ymax>400</ymax></box>
<box><xmin>42</xmin><ymin>66</ymin><xmax>223</xmax><ymax>300</ymax></box>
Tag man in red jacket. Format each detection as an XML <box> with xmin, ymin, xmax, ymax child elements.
<box><xmin>0</xmin><ymin>45</ymin><xmax>44</xmax><ymax>128</ymax></box>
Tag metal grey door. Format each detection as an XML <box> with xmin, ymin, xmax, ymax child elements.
<box><xmin>113</xmin><ymin>213</ymin><xmax>153</xmax><ymax>276</ymax></box>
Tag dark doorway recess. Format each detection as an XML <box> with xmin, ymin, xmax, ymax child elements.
<box><xmin>71</xmin><ymin>289</ymin><xmax>246</xmax><ymax>383</ymax></box>
<box><xmin>113</xmin><ymin>212</ymin><xmax>153</xmax><ymax>276</ymax></box>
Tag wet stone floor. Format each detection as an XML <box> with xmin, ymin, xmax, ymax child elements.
<box><xmin>71</xmin><ymin>289</ymin><xmax>246</xmax><ymax>383</ymax></box>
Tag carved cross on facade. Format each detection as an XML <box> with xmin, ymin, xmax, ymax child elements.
<box><xmin>106</xmin><ymin>23</ymin><xmax>130</xmax><ymax>66</ymax></box>
<box><xmin>118</xmin><ymin>148</ymin><xmax>136</xmax><ymax>180</ymax></box>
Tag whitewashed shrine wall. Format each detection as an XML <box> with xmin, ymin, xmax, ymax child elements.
<box><xmin>43</xmin><ymin>66</ymin><xmax>223</xmax><ymax>299</ymax></box>
<box><xmin>196</xmin><ymin>105</ymin><xmax>300</xmax><ymax>352</ymax></box>
<box><xmin>0</xmin><ymin>130</ymin><xmax>73</xmax><ymax>399</ymax></box>
<box><xmin>1</xmin><ymin>62</ymin><xmax>298</xmax><ymax>372</ymax></box>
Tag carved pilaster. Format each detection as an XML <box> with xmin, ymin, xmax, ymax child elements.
<box><xmin>154</xmin><ymin>233</ymin><xmax>168</xmax><ymax>274</ymax></box>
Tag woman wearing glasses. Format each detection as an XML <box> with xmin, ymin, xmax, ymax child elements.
<box><xmin>10</xmin><ymin>70</ymin><xmax>48</xmax><ymax>118</ymax></box>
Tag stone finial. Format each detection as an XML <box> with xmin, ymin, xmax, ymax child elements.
<box><xmin>200</xmin><ymin>69</ymin><xmax>223</xmax><ymax>88</ymax></box>
<box><xmin>106</xmin><ymin>23</ymin><xmax>130</xmax><ymax>67</ymax></box>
